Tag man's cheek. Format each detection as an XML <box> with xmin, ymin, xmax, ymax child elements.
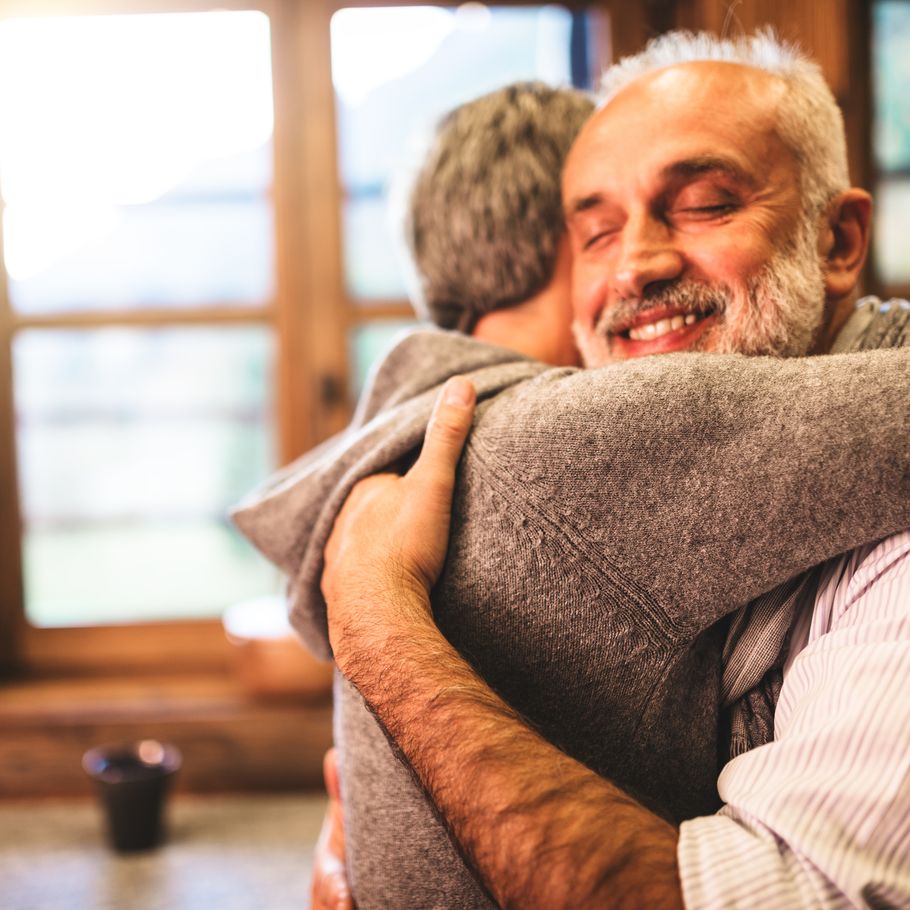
<box><xmin>570</xmin><ymin>264</ymin><xmax>609</xmax><ymax>326</ymax></box>
<box><xmin>688</xmin><ymin>237</ymin><xmax>769</xmax><ymax>290</ymax></box>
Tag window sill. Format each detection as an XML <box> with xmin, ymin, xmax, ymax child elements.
<box><xmin>0</xmin><ymin>671</ymin><xmax>333</xmax><ymax>798</ymax></box>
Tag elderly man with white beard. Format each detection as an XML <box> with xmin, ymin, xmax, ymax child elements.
<box><xmin>240</xmin><ymin>32</ymin><xmax>910</xmax><ymax>910</ymax></box>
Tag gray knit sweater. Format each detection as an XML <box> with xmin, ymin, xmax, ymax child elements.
<box><xmin>234</xmin><ymin>301</ymin><xmax>910</xmax><ymax>910</ymax></box>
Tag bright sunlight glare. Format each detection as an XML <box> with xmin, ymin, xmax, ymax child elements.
<box><xmin>0</xmin><ymin>11</ymin><xmax>274</xmax><ymax>281</ymax></box>
<box><xmin>331</xmin><ymin>6</ymin><xmax>465</xmax><ymax>106</ymax></box>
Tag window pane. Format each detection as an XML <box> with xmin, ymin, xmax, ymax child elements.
<box><xmin>4</xmin><ymin>197</ymin><xmax>273</xmax><ymax>313</ymax></box>
<box><xmin>349</xmin><ymin>320</ymin><xmax>421</xmax><ymax>397</ymax></box>
<box><xmin>331</xmin><ymin>5</ymin><xmax>595</xmax><ymax>302</ymax></box>
<box><xmin>0</xmin><ymin>11</ymin><xmax>274</xmax><ymax>313</ymax></box>
<box><xmin>873</xmin><ymin>1</ymin><xmax>910</xmax><ymax>284</ymax></box>
<box><xmin>14</xmin><ymin>327</ymin><xmax>279</xmax><ymax>627</ymax></box>
<box><xmin>342</xmin><ymin>196</ymin><xmax>415</xmax><ymax>301</ymax></box>
<box><xmin>873</xmin><ymin>177</ymin><xmax>910</xmax><ymax>284</ymax></box>
<box><xmin>873</xmin><ymin>1</ymin><xmax>910</xmax><ymax>172</ymax></box>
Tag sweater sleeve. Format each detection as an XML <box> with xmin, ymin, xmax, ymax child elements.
<box><xmin>472</xmin><ymin>348</ymin><xmax>910</xmax><ymax>637</ymax></box>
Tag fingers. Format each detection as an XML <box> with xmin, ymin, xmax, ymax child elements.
<box><xmin>323</xmin><ymin>747</ymin><xmax>342</xmax><ymax>803</ymax></box>
<box><xmin>322</xmin><ymin>747</ymin><xmax>347</xmax><ymax>846</ymax></box>
<box><xmin>313</xmin><ymin>810</ymin><xmax>352</xmax><ymax>910</ymax></box>
<box><xmin>411</xmin><ymin>376</ymin><xmax>476</xmax><ymax>490</ymax></box>
<box><xmin>312</xmin><ymin>748</ymin><xmax>354</xmax><ymax>910</ymax></box>
<box><xmin>312</xmin><ymin>838</ymin><xmax>353</xmax><ymax>910</ymax></box>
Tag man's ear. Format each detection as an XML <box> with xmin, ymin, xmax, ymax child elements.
<box><xmin>820</xmin><ymin>188</ymin><xmax>872</xmax><ymax>301</ymax></box>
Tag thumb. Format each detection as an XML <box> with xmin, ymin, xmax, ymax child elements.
<box><xmin>410</xmin><ymin>377</ymin><xmax>476</xmax><ymax>490</ymax></box>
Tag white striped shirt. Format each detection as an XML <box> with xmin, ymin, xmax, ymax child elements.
<box><xmin>679</xmin><ymin>530</ymin><xmax>910</xmax><ymax>909</ymax></box>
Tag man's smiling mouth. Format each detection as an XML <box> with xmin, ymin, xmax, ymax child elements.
<box><xmin>616</xmin><ymin>307</ymin><xmax>716</xmax><ymax>342</ymax></box>
<box><xmin>626</xmin><ymin>312</ymin><xmax>702</xmax><ymax>341</ymax></box>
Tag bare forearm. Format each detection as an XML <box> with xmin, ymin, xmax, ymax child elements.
<box><xmin>339</xmin><ymin>591</ymin><xmax>684</xmax><ymax>910</ymax></box>
<box><xmin>325</xmin><ymin>381</ymin><xmax>682</xmax><ymax>907</ymax></box>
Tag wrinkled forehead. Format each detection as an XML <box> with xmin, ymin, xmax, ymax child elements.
<box><xmin>563</xmin><ymin>61</ymin><xmax>790</xmax><ymax>199</ymax></box>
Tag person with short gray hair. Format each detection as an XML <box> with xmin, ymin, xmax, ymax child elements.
<box><xmin>406</xmin><ymin>81</ymin><xmax>594</xmax><ymax>334</ymax></box>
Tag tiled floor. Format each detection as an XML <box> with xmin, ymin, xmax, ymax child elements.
<box><xmin>0</xmin><ymin>793</ymin><xmax>327</xmax><ymax>910</ymax></box>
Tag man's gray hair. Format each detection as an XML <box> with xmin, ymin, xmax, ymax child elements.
<box><xmin>600</xmin><ymin>29</ymin><xmax>850</xmax><ymax>218</ymax></box>
<box><xmin>406</xmin><ymin>82</ymin><xmax>594</xmax><ymax>331</ymax></box>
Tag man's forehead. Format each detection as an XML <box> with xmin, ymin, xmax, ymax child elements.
<box><xmin>563</xmin><ymin>60</ymin><xmax>788</xmax><ymax>199</ymax></box>
<box><xmin>595</xmin><ymin>59</ymin><xmax>785</xmax><ymax>123</ymax></box>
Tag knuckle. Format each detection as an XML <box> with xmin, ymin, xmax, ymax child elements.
<box><xmin>428</xmin><ymin>415</ymin><xmax>468</xmax><ymax>444</ymax></box>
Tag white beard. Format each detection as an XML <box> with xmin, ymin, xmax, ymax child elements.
<box><xmin>573</xmin><ymin>214</ymin><xmax>828</xmax><ymax>368</ymax></box>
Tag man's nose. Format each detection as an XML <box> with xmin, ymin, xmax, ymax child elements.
<box><xmin>612</xmin><ymin>214</ymin><xmax>683</xmax><ymax>300</ymax></box>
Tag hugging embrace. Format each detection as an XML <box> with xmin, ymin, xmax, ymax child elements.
<box><xmin>237</xmin><ymin>30</ymin><xmax>910</xmax><ymax>910</ymax></box>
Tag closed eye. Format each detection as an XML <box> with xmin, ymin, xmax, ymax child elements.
<box><xmin>583</xmin><ymin>229</ymin><xmax>618</xmax><ymax>250</ymax></box>
<box><xmin>668</xmin><ymin>175</ymin><xmax>742</xmax><ymax>221</ymax></box>
<box><xmin>567</xmin><ymin>203</ymin><xmax>624</xmax><ymax>254</ymax></box>
<box><xmin>673</xmin><ymin>202</ymin><xmax>738</xmax><ymax>220</ymax></box>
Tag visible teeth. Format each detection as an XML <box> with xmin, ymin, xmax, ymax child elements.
<box><xmin>628</xmin><ymin>312</ymin><xmax>701</xmax><ymax>342</ymax></box>
<box><xmin>639</xmin><ymin>322</ymin><xmax>657</xmax><ymax>339</ymax></box>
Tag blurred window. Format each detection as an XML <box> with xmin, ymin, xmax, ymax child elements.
<box><xmin>872</xmin><ymin>1</ymin><xmax>910</xmax><ymax>286</ymax></box>
<box><xmin>14</xmin><ymin>327</ymin><xmax>277</xmax><ymax>627</ymax></box>
<box><xmin>0</xmin><ymin>12</ymin><xmax>274</xmax><ymax>314</ymax></box>
<box><xmin>0</xmin><ymin>11</ymin><xmax>280</xmax><ymax>628</ymax></box>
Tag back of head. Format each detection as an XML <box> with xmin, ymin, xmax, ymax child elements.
<box><xmin>600</xmin><ymin>29</ymin><xmax>849</xmax><ymax>219</ymax></box>
<box><xmin>406</xmin><ymin>82</ymin><xmax>594</xmax><ymax>331</ymax></box>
